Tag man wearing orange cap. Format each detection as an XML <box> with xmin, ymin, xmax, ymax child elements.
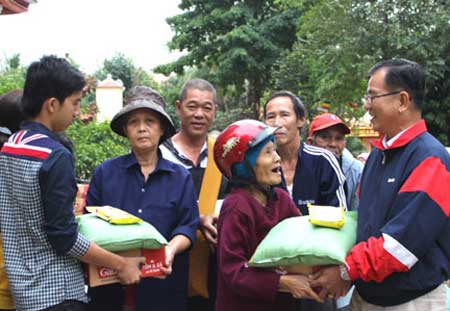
<box><xmin>307</xmin><ymin>113</ymin><xmax>363</xmax><ymax>212</ymax></box>
<box><xmin>307</xmin><ymin>113</ymin><xmax>364</xmax><ymax>311</ymax></box>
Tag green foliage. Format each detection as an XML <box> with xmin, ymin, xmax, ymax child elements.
<box><xmin>0</xmin><ymin>54</ymin><xmax>26</xmax><ymax>95</ymax></box>
<box><xmin>212</xmin><ymin>107</ymin><xmax>254</xmax><ymax>132</ymax></box>
<box><xmin>95</xmin><ymin>53</ymin><xmax>134</xmax><ymax>90</ymax></box>
<box><xmin>275</xmin><ymin>0</ymin><xmax>450</xmax><ymax>145</ymax></box>
<box><xmin>346</xmin><ymin>136</ymin><xmax>366</xmax><ymax>158</ymax></box>
<box><xmin>155</xmin><ymin>0</ymin><xmax>302</xmax><ymax>117</ymax></box>
<box><xmin>95</xmin><ymin>53</ymin><xmax>161</xmax><ymax>97</ymax></box>
<box><xmin>6</xmin><ymin>54</ymin><xmax>21</xmax><ymax>70</ymax></box>
<box><xmin>67</xmin><ymin>121</ymin><xmax>130</xmax><ymax>181</ymax></box>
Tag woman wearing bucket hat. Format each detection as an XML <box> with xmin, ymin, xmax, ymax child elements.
<box><xmin>214</xmin><ymin>119</ymin><xmax>322</xmax><ymax>311</ymax></box>
<box><xmin>86</xmin><ymin>86</ymin><xmax>199</xmax><ymax>311</ymax></box>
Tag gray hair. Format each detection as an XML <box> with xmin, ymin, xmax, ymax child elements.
<box><xmin>179</xmin><ymin>78</ymin><xmax>218</xmax><ymax>105</ymax></box>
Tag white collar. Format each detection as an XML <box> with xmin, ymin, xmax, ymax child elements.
<box><xmin>382</xmin><ymin>126</ymin><xmax>411</xmax><ymax>149</ymax></box>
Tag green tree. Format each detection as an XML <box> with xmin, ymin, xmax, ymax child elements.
<box><xmin>95</xmin><ymin>53</ymin><xmax>161</xmax><ymax>93</ymax></box>
<box><xmin>276</xmin><ymin>0</ymin><xmax>450</xmax><ymax>144</ymax></box>
<box><xmin>0</xmin><ymin>54</ymin><xmax>26</xmax><ymax>95</ymax></box>
<box><xmin>67</xmin><ymin>121</ymin><xmax>130</xmax><ymax>181</ymax></box>
<box><xmin>156</xmin><ymin>0</ymin><xmax>302</xmax><ymax>118</ymax></box>
<box><xmin>95</xmin><ymin>53</ymin><xmax>135</xmax><ymax>90</ymax></box>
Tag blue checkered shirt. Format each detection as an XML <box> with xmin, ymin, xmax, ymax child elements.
<box><xmin>0</xmin><ymin>122</ymin><xmax>90</xmax><ymax>310</ymax></box>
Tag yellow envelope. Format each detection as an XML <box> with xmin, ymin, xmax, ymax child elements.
<box><xmin>307</xmin><ymin>204</ymin><xmax>345</xmax><ymax>229</ymax></box>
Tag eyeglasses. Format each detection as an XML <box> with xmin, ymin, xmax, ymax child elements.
<box><xmin>363</xmin><ymin>90</ymin><xmax>402</xmax><ymax>104</ymax></box>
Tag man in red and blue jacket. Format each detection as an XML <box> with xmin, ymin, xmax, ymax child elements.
<box><xmin>312</xmin><ymin>59</ymin><xmax>449</xmax><ymax>310</ymax></box>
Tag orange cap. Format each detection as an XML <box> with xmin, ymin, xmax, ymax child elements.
<box><xmin>309</xmin><ymin>113</ymin><xmax>351</xmax><ymax>137</ymax></box>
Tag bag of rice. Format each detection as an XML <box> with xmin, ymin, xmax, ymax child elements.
<box><xmin>249</xmin><ymin>211</ymin><xmax>357</xmax><ymax>267</ymax></box>
<box><xmin>77</xmin><ymin>214</ymin><xmax>167</xmax><ymax>252</ymax></box>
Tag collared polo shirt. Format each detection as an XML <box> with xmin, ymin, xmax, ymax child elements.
<box><xmin>160</xmin><ymin>138</ymin><xmax>229</xmax><ymax>199</ymax></box>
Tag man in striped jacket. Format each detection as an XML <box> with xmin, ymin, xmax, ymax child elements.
<box><xmin>311</xmin><ymin>59</ymin><xmax>450</xmax><ymax>310</ymax></box>
<box><xmin>264</xmin><ymin>91</ymin><xmax>347</xmax><ymax>311</ymax></box>
<box><xmin>264</xmin><ymin>91</ymin><xmax>347</xmax><ymax>215</ymax></box>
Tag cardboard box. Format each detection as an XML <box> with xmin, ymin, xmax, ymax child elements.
<box><xmin>86</xmin><ymin>247</ymin><xmax>166</xmax><ymax>287</ymax></box>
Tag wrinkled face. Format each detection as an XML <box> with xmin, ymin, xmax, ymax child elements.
<box><xmin>364</xmin><ymin>68</ymin><xmax>402</xmax><ymax>138</ymax></box>
<box><xmin>311</xmin><ymin>125</ymin><xmax>346</xmax><ymax>158</ymax></box>
<box><xmin>53</xmin><ymin>90</ymin><xmax>82</xmax><ymax>132</ymax></box>
<box><xmin>124</xmin><ymin>109</ymin><xmax>164</xmax><ymax>152</ymax></box>
<box><xmin>264</xmin><ymin>96</ymin><xmax>304</xmax><ymax>146</ymax></box>
<box><xmin>253</xmin><ymin>141</ymin><xmax>282</xmax><ymax>187</ymax></box>
<box><xmin>176</xmin><ymin>88</ymin><xmax>216</xmax><ymax>139</ymax></box>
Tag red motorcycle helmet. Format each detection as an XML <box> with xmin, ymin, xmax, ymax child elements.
<box><xmin>213</xmin><ymin>119</ymin><xmax>277</xmax><ymax>180</ymax></box>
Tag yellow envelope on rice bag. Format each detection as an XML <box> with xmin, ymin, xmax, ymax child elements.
<box><xmin>86</xmin><ymin>205</ymin><xmax>142</xmax><ymax>225</ymax></box>
<box><xmin>308</xmin><ymin>204</ymin><xmax>345</xmax><ymax>229</ymax></box>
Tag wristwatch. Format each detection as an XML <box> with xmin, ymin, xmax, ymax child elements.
<box><xmin>339</xmin><ymin>264</ymin><xmax>350</xmax><ymax>281</ymax></box>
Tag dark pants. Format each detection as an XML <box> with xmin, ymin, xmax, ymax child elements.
<box><xmin>87</xmin><ymin>284</ymin><xmax>125</xmax><ymax>311</ymax></box>
<box><xmin>187</xmin><ymin>253</ymin><xmax>217</xmax><ymax>311</ymax></box>
<box><xmin>187</xmin><ymin>296</ymin><xmax>214</xmax><ymax>311</ymax></box>
<box><xmin>43</xmin><ymin>300</ymin><xmax>86</xmax><ymax>311</ymax></box>
<box><xmin>297</xmin><ymin>298</ymin><xmax>337</xmax><ymax>311</ymax></box>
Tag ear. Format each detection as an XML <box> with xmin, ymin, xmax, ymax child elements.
<box><xmin>43</xmin><ymin>97</ymin><xmax>59</xmax><ymax>114</ymax></box>
<box><xmin>398</xmin><ymin>90</ymin><xmax>411</xmax><ymax>113</ymax></box>
<box><xmin>175</xmin><ymin>100</ymin><xmax>182</xmax><ymax>116</ymax></box>
<box><xmin>306</xmin><ymin>136</ymin><xmax>313</xmax><ymax>145</ymax></box>
<box><xmin>296</xmin><ymin>116</ymin><xmax>306</xmax><ymax>129</ymax></box>
<box><xmin>212</xmin><ymin>103</ymin><xmax>218</xmax><ymax>119</ymax></box>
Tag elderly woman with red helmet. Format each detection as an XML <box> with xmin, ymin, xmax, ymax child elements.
<box><xmin>213</xmin><ymin>120</ymin><xmax>322</xmax><ymax>311</ymax></box>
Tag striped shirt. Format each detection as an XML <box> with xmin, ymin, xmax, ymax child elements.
<box><xmin>283</xmin><ymin>141</ymin><xmax>347</xmax><ymax>215</ymax></box>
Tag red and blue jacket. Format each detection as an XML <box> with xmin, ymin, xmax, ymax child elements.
<box><xmin>345</xmin><ymin>120</ymin><xmax>450</xmax><ymax>306</ymax></box>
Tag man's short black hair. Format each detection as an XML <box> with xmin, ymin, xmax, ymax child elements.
<box><xmin>0</xmin><ymin>89</ymin><xmax>23</xmax><ymax>133</ymax></box>
<box><xmin>369</xmin><ymin>59</ymin><xmax>425</xmax><ymax>110</ymax></box>
<box><xmin>263</xmin><ymin>90</ymin><xmax>307</xmax><ymax>120</ymax></box>
<box><xmin>21</xmin><ymin>55</ymin><xmax>85</xmax><ymax>118</ymax></box>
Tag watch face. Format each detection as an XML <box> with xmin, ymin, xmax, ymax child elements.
<box><xmin>340</xmin><ymin>264</ymin><xmax>350</xmax><ymax>281</ymax></box>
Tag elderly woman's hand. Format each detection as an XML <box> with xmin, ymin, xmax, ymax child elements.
<box><xmin>158</xmin><ymin>244</ymin><xmax>175</xmax><ymax>278</ymax></box>
<box><xmin>157</xmin><ymin>234</ymin><xmax>192</xmax><ymax>278</ymax></box>
<box><xmin>279</xmin><ymin>274</ymin><xmax>323</xmax><ymax>302</ymax></box>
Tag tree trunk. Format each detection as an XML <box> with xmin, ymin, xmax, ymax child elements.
<box><xmin>247</xmin><ymin>78</ymin><xmax>263</xmax><ymax>120</ymax></box>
